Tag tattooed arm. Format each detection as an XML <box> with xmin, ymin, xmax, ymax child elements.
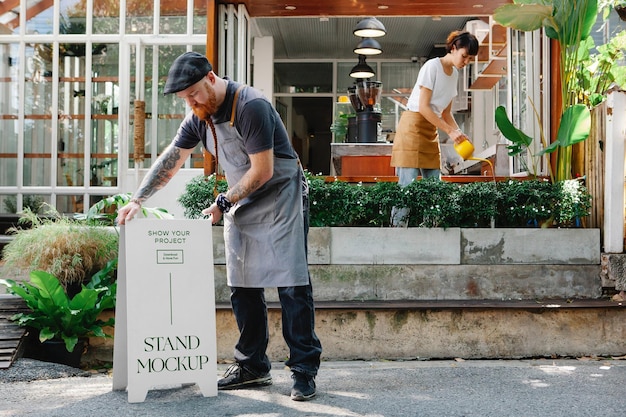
<box><xmin>116</xmin><ymin>144</ymin><xmax>193</xmax><ymax>224</ymax></box>
<box><xmin>202</xmin><ymin>148</ymin><xmax>273</xmax><ymax>224</ymax></box>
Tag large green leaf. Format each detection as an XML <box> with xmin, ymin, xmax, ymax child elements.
<box><xmin>494</xmin><ymin>4</ymin><xmax>554</xmax><ymax>32</ymax></box>
<box><xmin>29</xmin><ymin>270</ymin><xmax>69</xmax><ymax>308</ymax></box>
<box><xmin>538</xmin><ymin>104</ymin><xmax>591</xmax><ymax>155</ymax></box>
<box><xmin>494</xmin><ymin>106</ymin><xmax>534</xmax><ymax>155</ymax></box>
<box><xmin>556</xmin><ymin>104</ymin><xmax>591</xmax><ymax>147</ymax></box>
<box><xmin>550</xmin><ymin>0</ymin><xmax>598</xmax><ymax>44</ymax></box>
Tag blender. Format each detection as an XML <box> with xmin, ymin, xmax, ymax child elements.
<box><xmin>355</xmin><ymin>80</ymin><xmax>382</xmax><ymax>143</ymax></box>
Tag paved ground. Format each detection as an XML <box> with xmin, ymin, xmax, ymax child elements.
<box><xmin>2</xmin><ymin>358</ymin><xmax>626</xmax><ymax>417</ymax></box>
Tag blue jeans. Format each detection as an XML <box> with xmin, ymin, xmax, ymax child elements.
<box><xmin>390</xmin><ymin>167</ymin><xmax>441</xmax><ymax>227</ymax></box>
<box><xmin>229</xmin><ymin>188</ymin><xmax>322</xmax><ymax>377</ymax></box>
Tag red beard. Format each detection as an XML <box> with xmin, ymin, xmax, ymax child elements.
<box><xmin>191</xmin><ymin>85</ymin><xmax>218</xmax><ymax>121</ymax></box>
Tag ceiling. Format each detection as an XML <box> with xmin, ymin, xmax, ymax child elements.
<box><xmin>236</xmin><ymin>0</ymin><xmax>511</xmax><ymax>60</ymax></box>
<box><xmin>234</xmin><ymin>0</ymin><xmax>509</xmax><ymax>18</ymax></box>
<box><xmin>251</xmin><ymin>16</ymin><xmax>476</xmax><ymax>60</ymax></box>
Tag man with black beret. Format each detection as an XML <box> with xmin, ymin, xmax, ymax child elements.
<box><xmin>117</xmin><ymin>51</ymin><xmax>322</xmax><ymax>401</ymax></box>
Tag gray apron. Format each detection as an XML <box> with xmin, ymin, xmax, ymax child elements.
<box><xmin>208</xmin><ymin>86</ymin><xmax>309</xmax><ymax>288</ymax></box>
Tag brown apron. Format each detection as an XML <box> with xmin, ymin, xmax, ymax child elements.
<box><xmin>390</xmin><ymin>111</ymin><xmax>440</xmax><ymax>169</ymax></box>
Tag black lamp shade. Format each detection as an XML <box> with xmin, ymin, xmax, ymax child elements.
<box><xmin>353</xmin><ymin>17</ymin><xmax>386</xmax><ymax>38</ymax></box>
<box><xmin>353</xmin><ymin>38</ymin><xmax>382</xmax><ymax>55</ymax></box>
<box><xmin>350</xmin><ymin>55</ymin><xmax>375</xmax><ymax>79</ymax></box>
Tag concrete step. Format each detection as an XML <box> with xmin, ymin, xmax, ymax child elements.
<box><xmin>83</xmin><ymin>298</ymin><xmax>626</xmax><ymax>367</ymax></box>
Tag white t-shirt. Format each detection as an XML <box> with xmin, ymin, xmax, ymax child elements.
<box><xmin>406</xmin><ymin>57</ymin><xmax>458</xmax><ymax>117</ymax></box>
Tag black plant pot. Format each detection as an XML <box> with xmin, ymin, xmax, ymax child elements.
<box><xmin>23</xmin><ymin>331</ymin><xmax>88</xmax><ymax>368</ymax></box>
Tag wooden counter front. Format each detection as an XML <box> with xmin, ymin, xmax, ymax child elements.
<box><xmin>330</xmin><ymin>143</ymin><xmax>394</xmax><ymax>176</ymax></box>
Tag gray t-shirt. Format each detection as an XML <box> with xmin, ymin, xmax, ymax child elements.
<box><xmin>172</xmin><ymin>80</ymin><xmax>296</xmax><ymax>159</ymax></box>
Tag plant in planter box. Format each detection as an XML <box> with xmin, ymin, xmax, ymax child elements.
<box><xmin>495</xmin><ymin>179</ymin><xmax>558</xmax><ymax>227</ymax></box>
<box><xmin>176</xmin><ymin>174</ymin><xmax>228</xmax><ymax>220</ymax></box>
<box><xmin>0</xmin><ymin>262</ymin><xmax>116</xmax><ymax>365</ymax></box>
<box><xmin>455</xmin><ymin>181</ymin><xmax>500</xmax><ymax>228</ymax></box>
<box><xmin>2</xmin><ymin>206</ymin><xmax>119</xmax><ymax>294</ymax></box>
<box><xmin>400</xmin><ymin>178</ymin><xmax>460</xmax><ymax>228</ymax></box>
<box><xmin>554</xmin><ymin>178</ymin><xmax>592</xmax><ymax>226</ymax></box>
<box><xmin>177</xmin><ymin>173</ymin><xmax>591</xmax><ymax>228</ymax></box>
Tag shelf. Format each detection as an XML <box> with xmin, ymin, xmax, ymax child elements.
<box><xmin>475</xmin><ymin>24</ymin><xmax>507</xmax><ymax>63</ymax></box>
<box><xmin>470</xmin><ymin>32</ymin><xmax>507</xmax><ymax>90</ymax></box>
<box><xmin>468</xmin><ymin>75</ymin><xmax>502</xmax><ymax>91</ymax></box>
<box><xmin>480</xmin><ymin>58</ymin><xmax>507</xmax><ymax>76</ymax></box>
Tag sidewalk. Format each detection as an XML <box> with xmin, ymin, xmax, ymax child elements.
<box><xmin>2</xmin><ymin>358</ymin><xmax>626</xmax><ymax>417</ymax></box>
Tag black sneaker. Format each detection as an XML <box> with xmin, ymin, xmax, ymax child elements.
<box><xmin>290</xmin><ymin>371</ymin><xmax>316</xmax><ymax>401</ymax></box>
<box><xmin>217</xmin><ymin>363</ymin><xmax>272</xmax><ymax>390</ymax></box>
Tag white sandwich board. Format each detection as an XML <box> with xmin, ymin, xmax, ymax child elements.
<box><xmin>112</xmin><ymin>219</ymin><xmax>217</xmax><ymax>403</ymax></box>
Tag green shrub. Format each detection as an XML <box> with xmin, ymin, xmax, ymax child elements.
<box><xmin>176</xmin><ymin>173</ymin><xmax>592</xmax><ymax>228</ymax></box>
<box><xmin>494</xmin><ymin>179</ymin><xmax>557</xmax><ymax>227</ymax></box>
<box><xmin>177</xmin><ymin>174</ymin><xmax>228</xmax><ymax>219</ymax></box>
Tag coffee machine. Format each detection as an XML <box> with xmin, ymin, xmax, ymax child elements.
<box><xmin>349</xmin><ymin>81</ymin><xmax>382</xmax><ymax>143</ymax></box>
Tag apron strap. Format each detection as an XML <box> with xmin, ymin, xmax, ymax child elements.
<box><xmin>230</xmin><ymin>86</ymin><xmax>244</xmax><ymax>127</ymax></box>
<box><xmin>208</xmin><ymin>85</ymin><xmax>245</xmax><ymax>196</ymax></box>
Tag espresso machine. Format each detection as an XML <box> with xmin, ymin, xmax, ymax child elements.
<box><xmin>348</xmin><ymin>81</ymin><xmax>382</xmax><ymax>143</ymax></box>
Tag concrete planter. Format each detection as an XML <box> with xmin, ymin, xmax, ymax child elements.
<box><xmin>211</xmin><ymin>227</ymin><xmax>602</xmax><ymax>302</ymax></box>
<box><xmin>86</xmin><ymin>226</ymin><xmax>610</xmax><ymax>363</ymax></box>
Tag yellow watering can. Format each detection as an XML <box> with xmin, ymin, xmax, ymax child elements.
<box><xmin>453</xmin><ymin>139</ymin><xmax>495</xmax><ymax>179</ymax></box>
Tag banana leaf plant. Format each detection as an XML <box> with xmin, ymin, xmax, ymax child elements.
<box><xmin>495</xmin><ymin>103</ymin><xmax>591</xmax><ymax>182</ymax></box>
<box><xmin>494</xmin><ymin>0</ymin><xmax>598</xmax><ymax>181</ymax></box>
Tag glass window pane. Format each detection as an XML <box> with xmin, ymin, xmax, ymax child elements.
<box><xmin>127</xmin><ymin>0</ymin><xmax>154</xmax><ymax>34</ymax></box>
<box><xmin>27</xmin><ymin>43</ymin><xmax>54</xmax><ymax>114</ymax></box>
<box><xmin>91</xmin><ymin>42</ymin><xmax>120</xmax><ymax>187</ymax></box>
<box><xmin>24</xmin><ymin>120</ymin><xmax>52</xmax><ymax>186</ymax></box>
<box><xmin>0</xmin><ymin>195</ymin><xmax>17</xmax><ymax>214</ymax></box>
<box><xmin>274</xmin><ymin>63</ymin><xmax>332</xmax><ymax>93</ymax></box>
<box><xmin>59</xmin><ymin>117</ymin><xmax>86</xmax><ymax>187</ymax></box>
<box><xmin>1</xmin><ymin>4</ymin><xmax>19</xmax><ymax>35</ymax></box>
<box><xmin>160</xmin><ymin>0</ymin><xmax>187</xmax><ymax>34</ymax></box>
<box><xmin>194</xmin><ymin>0</ymin><xmax>207</xmax><ymax>34</ymax></box>
<box><xmin>26</xmin><ymin>2</ymin><xmax>53</xmax><ymax>35</ymax></box>
<box><xmin>337</xmin><ymin>62</ymin><xmax>355</xmax><ymax>94</ymax></box>
<box><xmin>380</xmin><ymin>62</ymin><xmax>420</xmax><ymax>94</ymax></box>
<box><xmin>1</xmin><ymin>194</ymin><xmax>48</xmax><ymax>214</ymax></box>
<box><xmin>60</xmin><ymin>0</ymin><xmax>87</xmax><ymax>35</ymax></box>
<box><xmin>57</xmin><ymin>194</ymin><xmax>84</xmax><ymax>214</ymax></box>
<box><xmin>94</xmin><ymin>0</ymin><xmax>120</xmax><ymax>34</ymax></box>
<box><xmin>0</xmin><ymin>43</ymin><xmax>18</xmax><ymax>186</ymax></box>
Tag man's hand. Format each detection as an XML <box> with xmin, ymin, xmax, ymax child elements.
<box><xmin>202</xmin><ymin>203</ymin><xmax>222</xmax><ymax>225</ymax></box>
<box><xmin>116</xmin><ymin>201</ymin><xmax>142</xmax><ymax>225</ymax></box>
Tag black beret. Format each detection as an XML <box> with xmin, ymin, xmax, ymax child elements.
<box><xmin>163</xmin><ymin>52</ymin><xmax>213</xmax><ymax>95</ymax></box>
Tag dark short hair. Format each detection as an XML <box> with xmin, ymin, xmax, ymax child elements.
<box><xmin>163</xmin><ymin>52</ymin><xmax>213</xmax><ymax>95</ymax></box>
<box><xmin>445</xmin><ymin>31</ymin><xmax>479</xmax><ymax>56</ymax></box>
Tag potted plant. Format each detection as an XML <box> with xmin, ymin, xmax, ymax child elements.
<box><xmin>1</xmin><ymin>205</ymin><xmax>119</xmax><ymax>296</ymax></box>
<box><xmin>494</xmin><ymin>0</ymin><xmax>599</xmax><ymax>182</ymax></box>
<box><xmin>0</xmin><ymin>262</ymin><xmax>116</xmax><ymax>367</ymax></box>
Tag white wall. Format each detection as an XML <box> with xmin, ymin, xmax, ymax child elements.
<box><xmin>252</xmin><ymin>36</ymin><xmax>274</xmax><ymax>100</ymax></box>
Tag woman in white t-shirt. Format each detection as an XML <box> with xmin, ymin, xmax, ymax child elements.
<box><xmin>390</xmin><ymin>30</ymin><xmax>478</xmax><ymax>227</ymax></box>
